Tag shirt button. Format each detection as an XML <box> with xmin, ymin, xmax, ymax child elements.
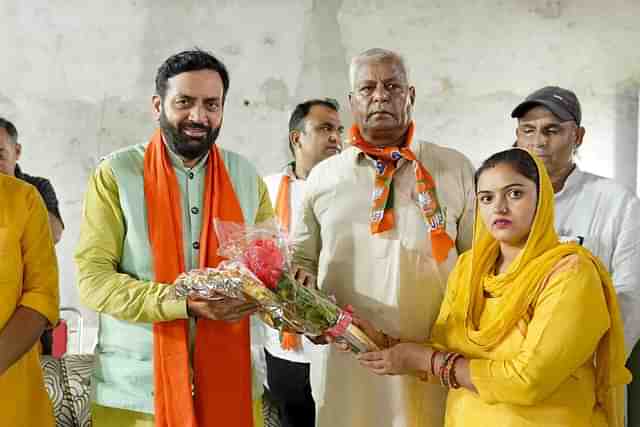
<box><xmin>188</xmin><ymin>172</ymin><xmax>195</xmax><ymax>179</ymax></box>
<box><xmin>192</xmin><ymin>241</ymin><xmax>200</xmax><ymax>250</ymax></box>
<box><xmin>191</xmin><ymin>207</ymin><xmax>199</xmax><ymax>215</ymax></box>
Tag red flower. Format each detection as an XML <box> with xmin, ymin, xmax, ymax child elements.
<box><xmin>242</xmin><ymin>239</ymin><xmax>285</xmax><ymax>289</ymax></box>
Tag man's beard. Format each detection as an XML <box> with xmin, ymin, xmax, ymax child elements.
<box><xmin>159</xmin><ymin>110</ymin><xmax>221</xmax><ymax>160</ymax></box>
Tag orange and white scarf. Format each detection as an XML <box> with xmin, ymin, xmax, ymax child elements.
<box><xmin>350</xmin><ymin>122</ymin><xmax>454</xmax><ymax>263</ymax></box>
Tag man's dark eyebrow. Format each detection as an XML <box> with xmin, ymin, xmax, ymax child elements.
<box><xmin>317</xmin><ymin>121</ymin><xmax>338</xmax><ymax>127</ymax></box>
<box><xmin>174</xmin><ymin>94</ymin><xmax>221</xmax><ymax>102</ymax></box>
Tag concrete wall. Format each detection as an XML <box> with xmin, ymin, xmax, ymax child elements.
<box><xmin>1</xmin><ymin>0</ymin><xmax>639</xmax><ymax>350</ymax></box>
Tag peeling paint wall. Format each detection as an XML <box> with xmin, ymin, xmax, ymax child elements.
<box><xmin>1</xmin><ymin>0</ymin><xmax>639</xmax><ymax>347</ymax></box>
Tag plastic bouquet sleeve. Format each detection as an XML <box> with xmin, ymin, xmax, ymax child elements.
<box><xmin>174</xmin><ymin>220</ymin><xmax>380</xmax><ymax>353</ymax></box>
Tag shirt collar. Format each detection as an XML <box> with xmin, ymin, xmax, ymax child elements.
<box><xmin>14</xmin><ymin>163</ymin><xmax>24</xmax><ymax>179</ymax></box>
<box><xmin>353</xmin><ymin>143</ymin><xmax>419</xmax><ymax>166</ymax></box>
<box><xmin>165</xmin><ymin>141</ymin><xmax>210</xmax><ymax>174</ymax></box>
<box><xmin>555</xmin><ymin>164</ymin><xmax>583</xmax><ymax>197</ymax></box>
<box><xmin>350</xmin><ymin>124</ymin><xmax>421</xmax><ymax>165</ymax></box>
<box><xmin>283</xmin><ymin>161</ymin><xmax>298</xmax><ymax>180</ymax></box>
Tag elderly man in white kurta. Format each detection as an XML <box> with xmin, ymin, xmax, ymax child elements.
<box><xmin>291</xmin><ymin>48</ymin><xmax>475</xmax><ymax>427</ymax></box>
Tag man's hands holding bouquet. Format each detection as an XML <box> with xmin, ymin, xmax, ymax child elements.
<box><xmin>185</xmin><ymin>294</ymin><xmax>258</xmax><ymax>322</ymax></box>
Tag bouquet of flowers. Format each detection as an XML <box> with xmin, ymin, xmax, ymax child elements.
<box><xmin>174</xmin><ymin>220</ymin><xmax>380</xmax><ymax>353</ymax></box>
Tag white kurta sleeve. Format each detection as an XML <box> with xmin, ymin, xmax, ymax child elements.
<box><xmin>611</xmin><ymin>196</ymin><xmax>640</xmax><ymax>354</ymax></box>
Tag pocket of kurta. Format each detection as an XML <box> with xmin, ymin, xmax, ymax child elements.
<box><xmin>371</xmin><ymin>233</ymin><xmax>395</xmax><ymax>259</ymax></box>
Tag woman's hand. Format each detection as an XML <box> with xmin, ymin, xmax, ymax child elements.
<box><xmin>357</xmin><ymin>343</ymin><xmax>430</xmax><ymax>376</ymax></box>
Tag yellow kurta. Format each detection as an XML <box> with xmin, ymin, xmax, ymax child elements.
<box><xmin>433</xmin><ymin>254</ymin><xmax>610</xmax><ymax>426</ymax></box>
<box><xmin>430</xmin><ymin>148</ymin><xmax>630</xmax><ymax>427</ymax></box>
<box><xmin>0</xmin><ymin>174</ymin><xmax>59</xmax><ymax>427</ymax></box>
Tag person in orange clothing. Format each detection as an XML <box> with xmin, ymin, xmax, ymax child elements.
<box><xmin>357</xmin><ymin>148</ymin><xmax>630</xmax><ymax>426</ymax></box>
<box><xmin>0</xmin><ymin>173</ymin><xmax>60</xmax><ymax>426</ymax></box>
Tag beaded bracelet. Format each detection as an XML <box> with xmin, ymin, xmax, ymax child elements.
<box><xmin>438</xmin><ymin>352</ymin><xmax>458</xmax><ymax>387</ymax></box>
<box><xmin>446</xmin><ymin>353</ymin><xmax>464</xmax><ymax>389</ymax></box>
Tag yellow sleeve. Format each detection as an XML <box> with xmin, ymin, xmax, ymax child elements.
<box><xmin>74</xmin><ymin>161</ymin><xmax>187</xmax><ymax>323</ymax></box>
<box><xmin>469</xmin><ymin>256</ymin><xmax>610</xmax><ymax>405</ymax></box>
<box><xmin>429</xmin><ymin>254</ymin><xmax>468</xmax><ymax>349</ymax></box>
<box><xmin>255</xmin><ymin>176</ymin><xmax>274</xmax><ymax>224</ymax></box>
<box><xmin>20</xmin><ymin>186</ymin><xmax>59</xmax><ymax>326</ymax></box>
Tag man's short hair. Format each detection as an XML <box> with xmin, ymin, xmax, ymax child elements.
<box><xmin>0</xmin><ymin>117</ymin><xmax>18</xmax><ymax>144</ymax></box>
<box><xmin>288</xmin><ymin>98</ymin><xmax>340</xmax><ymax>155</ymax></box>
<box><xmin>349</xmin><ymin>48</ymin><xmax>410</xmax><ymax>90</ymax></box>
<box><xmin>155</xmin><ymin>49</ymin><xmax>230</xmax><ymax>102</ymax></box>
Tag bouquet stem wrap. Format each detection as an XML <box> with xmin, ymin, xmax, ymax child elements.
<box><xmin>174</xmin><ymin>220</ymin><xmax>380</xmax><ymax>353</ymax></box>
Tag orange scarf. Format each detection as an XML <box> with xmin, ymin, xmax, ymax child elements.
<box><xmin>144</xmin><ymin>129</ymin><xmax>253</xmax><ymax>427</ymax></box>
<box><xmin>350</xmin><ymin>122</ymin><xmax>454</xmax><ymax>263</ymax></box>
<box><xmin>274</xmin><ymin>170</ymin><xmax>302</xmax><ymax>351</ymax></box>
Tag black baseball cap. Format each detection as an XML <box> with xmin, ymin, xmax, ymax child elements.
<box><xmin>511</xmin><ymin>86</ymin><xmax>581</xmax><ymax>125</ymax></box>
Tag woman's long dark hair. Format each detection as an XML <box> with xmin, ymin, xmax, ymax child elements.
<box><xmin>474</xmin><ymin>149</ymin><xmax>540</xmax><ymax>191</ymax></box>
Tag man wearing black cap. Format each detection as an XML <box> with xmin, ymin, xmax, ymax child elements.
<box><xmin>513</xmin><ymin>86</ymin><xmax>640</xmax><ymax>424</ymax></box>
<box><xmin>512</xmin><ymin>86</ymin><xmax>585</xmax><ymax>193</ymax></box>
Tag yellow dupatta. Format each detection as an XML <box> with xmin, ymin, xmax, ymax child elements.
<box><xmin>449</xmin><ymin>148</ymin><xmax>630</xmax><ymax>427</ymax></box>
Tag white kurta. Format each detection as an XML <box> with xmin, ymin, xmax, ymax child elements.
<box><xmin>291</xmin><ymin>140</ymin><xmax>475</xmax><ymax>427</ymax></box>
<box><xmin>554</xmin><ymin>166</ymin><xmax>640</xmax><ymax>353</ymax></box>
<box><xmin>263</xmin><ymin>168</ymin><xmax>320</xmax><ymax>363</ymax></box>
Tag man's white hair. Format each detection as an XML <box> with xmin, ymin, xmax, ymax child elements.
<box><xmin>349</xmin><ymin>48</ymin><xmax>410</xmax><ymax>90</ymax></box>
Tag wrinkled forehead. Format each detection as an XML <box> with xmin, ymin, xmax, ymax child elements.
<box><xmin>350</xmin><ymin>55</ymin><xmax>409</xmax><ymax>88</ymax></box>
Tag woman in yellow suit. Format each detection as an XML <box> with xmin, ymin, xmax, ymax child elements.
<box><xmin>357</xmin><ymin>148</ymin><xmax>630</xmax><ymax>426</ymax></box>
<box><xmin>0</xmin><ymin>173</ymin><xmax>59</xmax><ymax>426</ymax></box>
